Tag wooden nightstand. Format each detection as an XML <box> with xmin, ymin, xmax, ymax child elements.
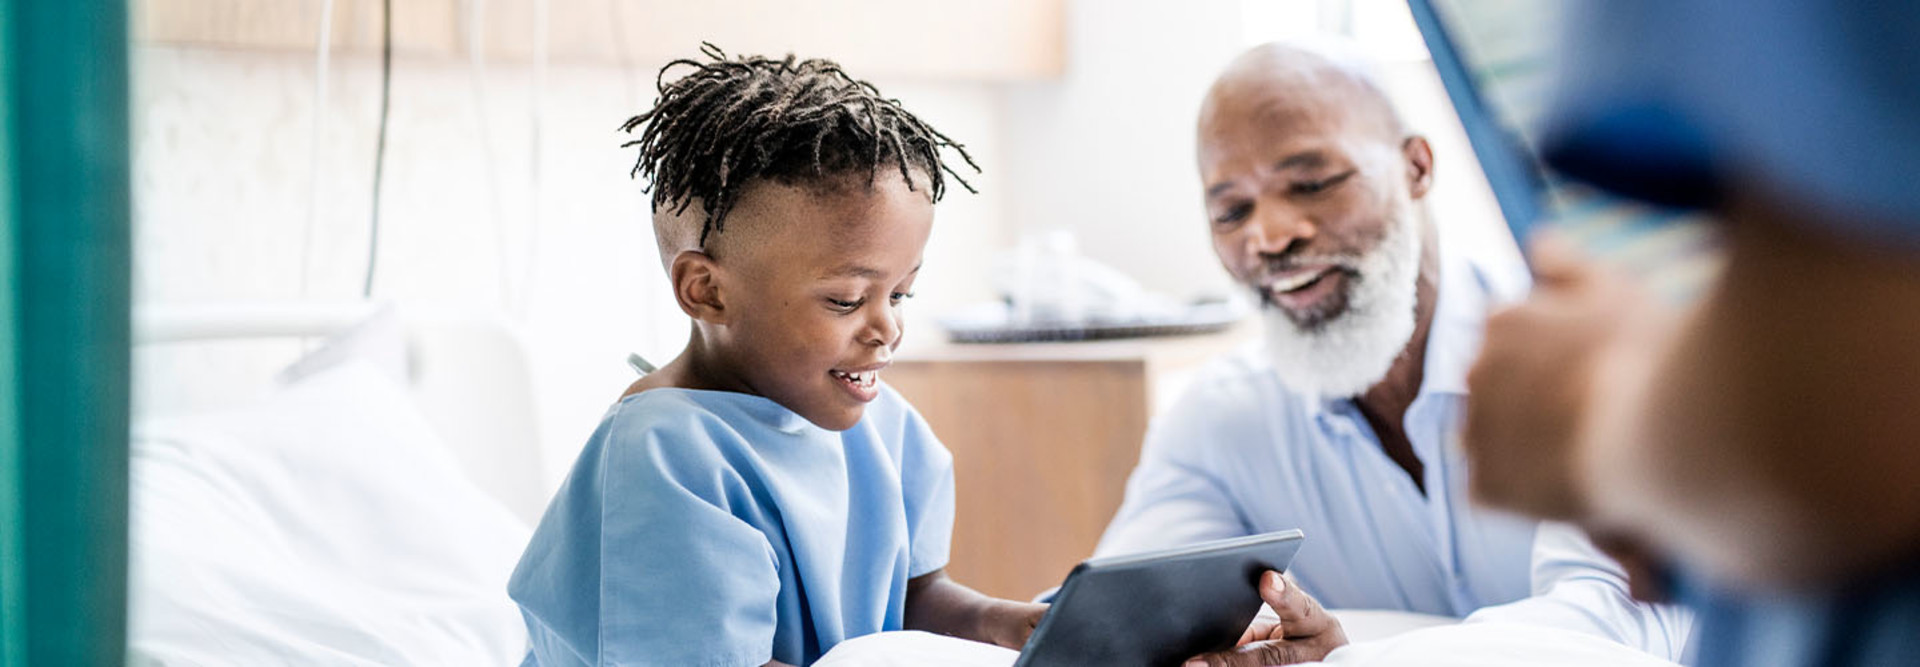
<box><xmin>883</xmin><ymin>323</ymin><xmax>1254</xmax><ymax>600</ymax></box>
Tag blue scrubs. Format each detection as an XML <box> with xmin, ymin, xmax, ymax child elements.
<box><xmin>1546</xmin><ymin>3</ymin><xmax>1920</xmax><ymax>665</ymax></box>
<box><xmin>507</xmin><ymin>385</ymin><xmax>954</xmax><ymax>666</ymax></box>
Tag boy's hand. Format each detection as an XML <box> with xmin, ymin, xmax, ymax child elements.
<box><xmin>1185</xmin><ymin>572</ymin><xmax>1347</xmax><ymax>666</ymax></box>
<box><xmin>979</xmin><ymin>599</ymin><xmax>1048</xmax><ymax>649</ymax></box>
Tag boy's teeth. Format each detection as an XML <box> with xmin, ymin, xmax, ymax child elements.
<box><xmin>835</xmin><ymin>370</ymin><xmax>879</xmax><ymax>387</ymax></box>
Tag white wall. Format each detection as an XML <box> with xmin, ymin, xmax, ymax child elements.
<box><xmin>997</xmin><ymin>0</ymin><xmax>1249</xmax><ymax>303</ymax></box>
<box><xmin>131</xmin><ymin>45</ymin><xmax>1005</xmax><ymax>480</ymax></box>
<box><xmin>993</xmin><ymin>0</ymin><xmax>1518</xmax><ymax>302</ymax></box>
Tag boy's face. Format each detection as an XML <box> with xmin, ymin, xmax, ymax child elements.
<box><xmin>704</xmin><ymin>173</ymin><xmax>934</xmax><ymax>431</ymax></box>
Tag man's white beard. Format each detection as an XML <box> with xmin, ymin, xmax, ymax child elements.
<box><xmin>1260</xmin><ymin>214</ymin><xmax>1421</xmax><ymax>399</ymax></box>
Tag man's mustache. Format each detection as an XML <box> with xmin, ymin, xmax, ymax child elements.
<box><xmin>1258</xmin><ymin>251</ymin><xmax>1363</xmax><ymax>277</ymax></box>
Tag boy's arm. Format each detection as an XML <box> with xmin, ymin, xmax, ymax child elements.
<box><xmin>904</xmin><ymin>569</ymin><xmax>1048</xmax><ymax>649</ymax></box>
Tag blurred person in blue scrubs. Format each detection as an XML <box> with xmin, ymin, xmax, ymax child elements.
<box><xmin>1463</xmin><ymin>2</ymin><xmax>1920</xmax><ymax>666</ymax></box>
<box><xmin>1102</xmin><ymin>42</ymin><xmax>1690</xmax><ymax>666</ymax></box>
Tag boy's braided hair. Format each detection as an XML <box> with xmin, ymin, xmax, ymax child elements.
<box><xmin>622</xmin><ymin>43</ymin><xmax>979</xmax><ymax>247</ymax></box>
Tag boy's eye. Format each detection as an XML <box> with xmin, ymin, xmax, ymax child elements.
<box><xmin>826</xmin><ymin>297</ymin><xmax>865</xmax><ymax>312</ymax></box>
<box><xmin>889</xmin><ymin>291</ymin><xmax>915</xmax><ymax>305</ymax></box>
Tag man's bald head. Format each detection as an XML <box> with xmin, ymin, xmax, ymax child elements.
<box><xmin>1199</xmin><ymin>42</ymin><xmax>1407</xmax><ymax>151</ymax></box>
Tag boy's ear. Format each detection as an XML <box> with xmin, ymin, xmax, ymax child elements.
<box><xmin>669</xmin><ymin>250</ymin><xmax>728</xmax><ymax>324</ymax></box>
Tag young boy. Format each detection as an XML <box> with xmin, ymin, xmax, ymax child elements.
<box><xmin>507</xmin><ymin>45</ymin><xmax>1048</xmax><ymax>666</ymax></box>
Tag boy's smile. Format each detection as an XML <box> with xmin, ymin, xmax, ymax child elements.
<box><xmin>829</xmin><ymin>364</ymin><xmax>886</xmax><ymax>403</ymax></box>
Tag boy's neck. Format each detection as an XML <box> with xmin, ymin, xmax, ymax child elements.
<box><xmin>620</xmin><ymin>327</ymin><xmax>746</xmax><ymax>399</ymax></box>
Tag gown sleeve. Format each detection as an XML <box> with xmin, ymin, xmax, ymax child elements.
<box><xmin>510</xmin><ymin>414</ymin><xmax>782</xmax><ymax>667</ymax></box>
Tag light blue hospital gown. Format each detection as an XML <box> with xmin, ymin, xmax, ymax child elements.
<box><xmin>508</xmin><ymin>385</ymin><xmax>954</xmax><ymax>666</ymax></box>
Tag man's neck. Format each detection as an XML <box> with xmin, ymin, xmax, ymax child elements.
<box><xmin>1355</xmin><ymin>225</ymin><xmax>1442</xmax><ymax>493</ymax></box>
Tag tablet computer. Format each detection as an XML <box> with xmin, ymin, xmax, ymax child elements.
<box><xmin>1013</xmin><ymin>529</ymin><xmax>1305</xmax><ymax>667</ymax></box>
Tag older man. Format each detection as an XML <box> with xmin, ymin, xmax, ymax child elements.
<box><xmin>1097</xmin><ymin>43</ymin><xmax>1689</xmax><ymax>663</ymax></box>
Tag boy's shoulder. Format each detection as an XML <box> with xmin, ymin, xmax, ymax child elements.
<box><xmin>599</xmin><ymin>384</ymin><xmax>933</xmax><ymax>452</ymax></box>
<box><xmin>592</xmin><ymin>389</ymin><xmax>776</xmax><ymax>466</ymax></box>
<box><xmin>605</xmin><ymin>388</ymin><xmax>788</xmax><ymax>442</ymax></box>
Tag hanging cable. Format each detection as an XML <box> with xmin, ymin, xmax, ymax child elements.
<box><xmin>362</xmin><ymin>0</ymin><xmax>394</xmax><ymax>298</ymax></box>
<box><xmin>608</xmin><ymin>0</ymin><xmax>640</xmax><ymax>109</ymax></box>
<box><xmin>522</xmin><ymin>0</ymin><xmax>548</xmax><ymax>320</ymax></box>
<box><xmin>300</xmin><ymin>0</ymin><xmax>336</xmax><ymax>298</ymax></box>
<box><xmin>465</xmin><ymin>0</ymin><xmax>513</xmax><ymax>309</ymax></box>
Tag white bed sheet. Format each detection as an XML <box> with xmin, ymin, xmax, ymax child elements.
<box><xmin>128</xmin><ymin>362</ymin><xmax>531</xmax><ymax>666</ymax></box>
<box><xmin>814</xmin><ymin>614</ymin><xmax>1681</xmax><ymax>667</ymax></box>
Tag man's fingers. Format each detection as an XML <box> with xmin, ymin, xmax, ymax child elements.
<box><xmin>1238</xmin><ymin>616</ymin><xmax>1278</xmax><ymax>645</ymax></box>
<box><xmin>1257</xmin><ymin>571</ymin><xmax>1291</xmax><ymax>613</ymax></box>
<box><xmin>1184</xmin><ymin>640</ymin><xmax>1319</xmax><ymax>667</ymax></box>
<box><xmin>1263</xmin><ymin>572</ymin><xmax>1334</xmax><ymax>639</ymax></box>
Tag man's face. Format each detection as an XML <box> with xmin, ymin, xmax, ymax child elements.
<box><xmin>1199</xmin><ymin>85</ymin><xmax>1413</xmax><ymax>328</ymax></box>
<box><xmin>1197</xmin><ymin>75</ymin><xmax>1430</xmax><ymax>397</ymax></box>
<box><xmin>708</xmin><ymin>174</ymin><xmax>933</xmax><ymax>431</ymax></box>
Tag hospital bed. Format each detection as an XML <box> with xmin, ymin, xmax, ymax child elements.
<box><xmin>129</xmin><ymin>302</ymin><xmax>544</xmax><ymax>665</ymax></box>
<box><xmin>124</xmin><ymin>303</ymin><xmax>1682</xmax><ymax>666</ymax></box>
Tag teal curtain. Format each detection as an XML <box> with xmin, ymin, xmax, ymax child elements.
<box><xmin>0</xmin><ymin>0</ymin><xmax>132</xmax><ymax>664</ymax></box>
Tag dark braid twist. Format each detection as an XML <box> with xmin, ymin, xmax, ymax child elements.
<box><xmin>621</xmin><ymin>43</ymin><xmax>979</xmax><ymax>247</ymax></box>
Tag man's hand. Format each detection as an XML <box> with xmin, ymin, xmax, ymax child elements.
<box><xmin>1184</xmin><ymin>572</ymin><xmax>1347</xmax><ymax>666</ymax></box>
<box><xmin>977</xmin><ymin>599</ymin><xmax>1048</xmax><ymax>650</ymax></box>
<box><xmin>1462</xmin><ymin>235</ymin><xmax>1671</xmax><ymax>521</ymax></box>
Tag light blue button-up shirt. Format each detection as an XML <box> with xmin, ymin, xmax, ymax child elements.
<box><xmin>1096</xmin><ymin>235</ymin><xmax>1691</xmax><ymax>659</ymax></box>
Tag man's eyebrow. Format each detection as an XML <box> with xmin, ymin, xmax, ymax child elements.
<box><xmin>1274</xmin><ymin>150</ymin><xmax>1328</xmax><ymax>172</ymax></box>
<box><xmin>1206</xmin><ymin>151</ymin><xmax>1332</xmax><ymax>198</ymax></box>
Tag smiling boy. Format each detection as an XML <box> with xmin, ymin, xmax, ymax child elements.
<box><xmin>507</xmin><ymin>46</ymin><xmax>1045</xmax><ymax>666</ymax></box>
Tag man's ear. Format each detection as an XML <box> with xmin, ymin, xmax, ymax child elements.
<box><xmin>669</xmin><ymin>249</ymin><xmax>728</xmax><ymax>324</ymax></box>
<box><xmin>1402</xmin><ymin>135</ymin><xmax>1435</xmax><ymax>200</ymax></box>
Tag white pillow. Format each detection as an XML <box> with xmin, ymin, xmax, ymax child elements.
<box><xmin>129</xmin><ymin>362</ymin><xmax>530</xmax><ymax>666</ymax></box>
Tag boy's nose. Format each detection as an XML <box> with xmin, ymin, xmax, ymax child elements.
<box><xmin>865</xmin><ymin>308</ymin><xmax>902</xmax><ymax>348</ymax></box>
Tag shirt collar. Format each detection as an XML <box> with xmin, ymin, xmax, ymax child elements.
<box><xmin>1419</xmin><ymin>229</ymin><xmax>1530</xmax><ymax>397</ymax></box>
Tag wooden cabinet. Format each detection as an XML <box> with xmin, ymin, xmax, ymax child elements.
<box><xmin>883</xmin><ymin>325</ymin><xmax>1253</xmax><ymax>600</ymax></box>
